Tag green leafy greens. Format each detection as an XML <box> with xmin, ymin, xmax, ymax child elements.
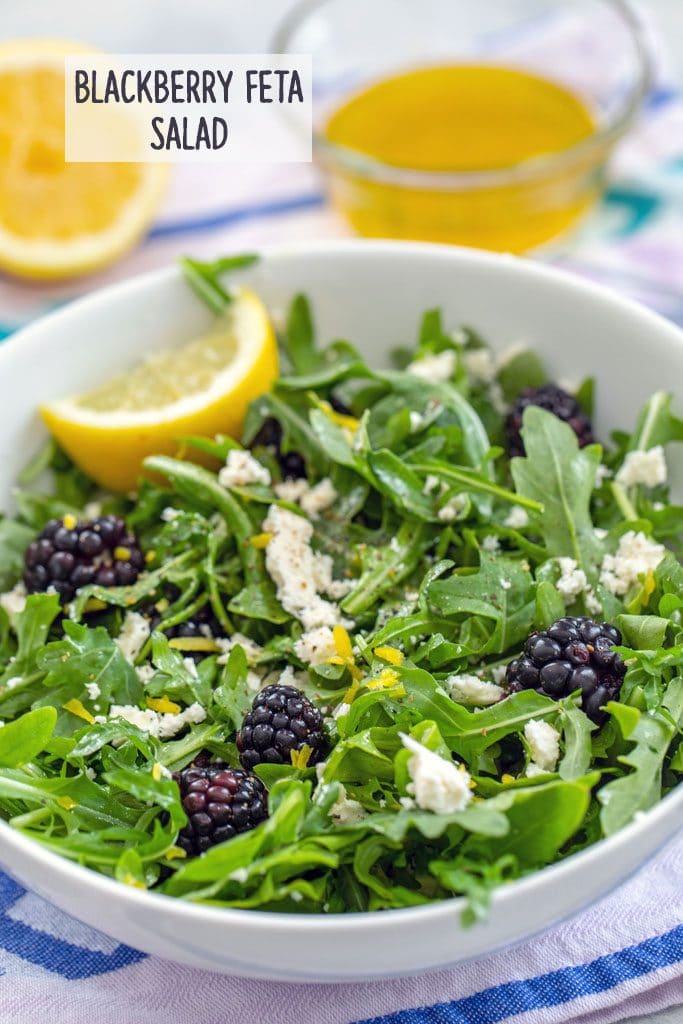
<box><xmin>0</xmin><ymin>255</ymin><xmax>679</xmax><ymax>921</ymax></box>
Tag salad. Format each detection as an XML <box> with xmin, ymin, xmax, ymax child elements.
<box><xmin>0</xmin><ymin>255</ymin><xmax>680</xmax><ymax>920</ymax></box>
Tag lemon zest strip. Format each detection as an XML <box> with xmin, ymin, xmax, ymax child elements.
<box><xmin>248</xmin><ymin>532</ymin><xmax>272</xmax><ymax>549</ymax></box>
<box><xmin>168</xmin><ymin>637</ymin><xmax>220</xmax><ymax>653</ymax></box>
<box><xmin>62</xmin><ymin>699</ymin><xmax>95</xmax><ymax>725</ymax></box>
<box><xmin>164</xmin><ymin>846</ymin><xmax>187</xmax><ymax>861</ymax></box>
<box><xmin>290</xmin><ymin>744</ymin><xmax>312</xmax><ymax>769</ymax></box>
<box><xmin>373</xmin><ymin>645</ymin><xmax>404</xmax><ymax>666</ymax></box>
<box><xmin>147</xmin><ymin>696</ymin><xmax>181</xmax><ymax>715</ymax></box>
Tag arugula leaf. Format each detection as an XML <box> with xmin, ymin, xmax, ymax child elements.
<box><xmin>497</xmin><ymin>349</ymin><xmax>546</xmax><ymax>402</ymax></box>
<box><xmin>282</xmin><ymin>293</ymin><xmax>317</xmax><ymax>374</ymax></box>
<box><xmin>278</xmin><ymin>341</ymin><xmax>373</xmax><ymax>391</ymax></box>
<box><xmin>467</xmin><ymin>777</ymin><xmax>593</xmax><ymax>865</ymax></box>
<box><xmin>0</xmin><ymin>707</ymin><xmax>56</xmax><ymax>767</ymax></box>
<box><xmin>427</xmin><ymin>551</ymin><xmax>536</xmax><ymax>654</ymax></box>
<box><xmin>0</xmin><ymin>520</ymin><xmax>35</xmax><ymax>590</ymax></box>
<box><xmin>213</xmin><ymin>646</ymin><xmax>256</xmax><ymax>729</ymax></box>
<box><xmin>180</xmin><ymin>254</ymin><xmax>258</xmax><ymax>314</ymax></box>
<box><xmin>367</xmin><ymin>450</ymin><xmax>436</xmax><ymax>521</ymax></box>
<box><xmin>229</xmin><ymin>582</ymin><xmax>290</xmax><ymax>624</ymax></box>
<box><xmin>511</xmin><ymin>407</ymin><xmax>602</xmax><ymax>571</ymax></box>
<box><xmin>38</xmin><ymin>621</ymin><xmax>142</xmax><ymax>719</ymax></box>
<box><xmin>342</xmin><ymin>521</ymin><xmax>430</xmax><ymax>617</ymax></box>
<box><xmin>616</xmin><ymin>615</ymin><xmax>669</xmax><ymax>651</ymax></box>
<box><xmin>599</xmin><ymin>679</ymin><xmax>683</xmax><ymax>834</ymax></box>
<box><xmin>627</xmin><ymin>391</ymin><xmax>683</xmax><ymax>451</ymax></box>
<box><xmin>559</xmin><ymin>704</ymin><xmax>596</xmax><ymax>780</ymax></box>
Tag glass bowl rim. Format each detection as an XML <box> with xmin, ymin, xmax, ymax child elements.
<box><xmin>273</xmin><ymin>0</ymin><xmax>653</xmax><ymax>190</ymax></box>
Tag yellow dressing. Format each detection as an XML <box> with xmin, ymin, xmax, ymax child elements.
<box><xmin>326</xmin><ymin>65</ymin><xmax>595</xmax><ymax>172</ymax></box>
<box><xmin>324</xmin><ymin>64</ymin><xmax>599</xmax><ymax>252</ymax></box>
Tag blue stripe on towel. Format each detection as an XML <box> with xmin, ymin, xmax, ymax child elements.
<box><xmin>358</xmin><ymin>925</ymin><xmax>683</xmax><ymax>1024</ymax></box>
<box><xmin>0</xmin><ymin>873</ymin><xmax>145</xmax><ymax>980</ymax></box>
<box><xmin>149</xmin><ymin>191</ymin><xmax>325</xmax><ymax>239</ymax></box>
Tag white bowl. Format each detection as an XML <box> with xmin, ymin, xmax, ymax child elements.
<box><xmin>0</xmin><ymin>241</ymin><xmax>681</xmax><ymax>981</ymax></box>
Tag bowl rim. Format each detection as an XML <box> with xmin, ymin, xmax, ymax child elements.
<box><xmin>0</xmin><ymin>238</ymin><xmax>681</xmax><ymax>937</ymax></box>
<box><xmin>273</xmin><ymin>0</ymin><xmax>653</xmax><ymax>190</ymax></box>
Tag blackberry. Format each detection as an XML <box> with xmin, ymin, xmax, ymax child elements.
<box><xmin>250</xmin><ymin>417</ymin><xmax>306</xmax><ymax>480</ymax></box>
<box><xmin>237</xmin><ymin>683</ymin><xmax>327</xmax><ymax>769</ymax></box>
<box><xmin>23</xmin><ymin>515</ymin><xmax>144</xmax><ymax>604</ymax></box>
<box><xmin>174</xmin><ymin>761</ymin><xmax>268</xmax><ymax>855</ymax></box>
<box><xmin>328</xmin><ymin>393</ymin><xmax>353</xmax><ymax>417</ymax></box>
<box><xmin>506</xmin><ymin>616</ymin><xmax>626</xmax><ymax>723</ymax></box>
<box><xmin>505</xmin><ymin>384</ymin><xmax>594</xmax><ymax>458</ymax></box>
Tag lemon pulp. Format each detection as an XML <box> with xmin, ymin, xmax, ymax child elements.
<box><xmin>77</xmin><ymin>327</ymin><xmax>239</xmax><ymax>413</ymax></box>
<box><xmin>41</xmin><ymin>288</ymin><xmax>279</xmax><ymax>493</ymax></box>
<box><xmin>0</xmin><ymin>40</ymin><xmax>167</xmax><ymax>279</ymax></box>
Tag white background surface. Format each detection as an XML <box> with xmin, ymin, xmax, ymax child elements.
<box><xmin>0</xmin><ymin>0</ymin><xmax>679</xmax><ymax>78</ymax></box>
<box><xmin>0</xmin><ymin>2</ymin><xmax>681</xmax><ymax>1021</ymax></box>
<box><xmin>0</xmin><ymin>0</ymin><xmax>681</xmax><ymax>79</ymax></box>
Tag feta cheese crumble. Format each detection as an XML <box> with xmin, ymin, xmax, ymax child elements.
<box><xmin>246</xmin><ymin>670</ymin><xmax>263</xmax><ymax>692</ymax></box>
<box><xmin>262</xmin><ymin>505</ymin><xmax>350</xmax><ymax>629</ymax></box>
<box><xmin>594</xmin><ymin>464</ymin><xmax>612</xmax><ymax>488</ymax></box>
<box><xmin>504</xmin><ymin>506</ymin><xmax>530</xmax><ymax>530</ymax></box>
<box><xmin>218</xmin><ymin>449</ymin><xmax>271</xmax><ymax>488</ymax></box>
<box><xmin>216</xmin><ymin>633</ymin><xmax>263</xmax><ymax>666</ymax></box>
<box><xmin>115</xmin><ymin>612</ymin><xmax>151</xmax><ymax>663</ymax></box>
<box><xmin>524</xmin><ymin>720</ymin><xmax>560</xmax><ymax>774</ymax></box>
<box><xmin>481</xmin><ymin>535</ymin><xmax>500</xmax><ymax>553</ymax></box>
<box><xmin>109</xmin><ymin>701</ymin><xmax>206</xmax><ymax>740</ymax></box>
<box><xmin>615</xmin><ymin>446</ymin><xmax>667</xmax><ymax>489</ymax></box>
<box><xmin>401</xmin><ymin>734</ymin><xmax>473</xmax><ymax>814</ymax></box>
<box><xmin>273</xmin><ymin>478</ymin><xmax>309</xmax><ymax>504</ymax></box>
<box><xmin>229</xmin><ymin>867</ymin><xmax>250</xmax><ymax>884</ymax></box>
<box><xmin>463</xmin><ymin>348</ymin><xmax>496</xmax><ymax>385</ymax></box>
<box><xmin>329</xmin><ymin>785</ymin><xmax>367</xmax><ymax>825</ymax></box>
<box><xmin>438</xmin><ymin>494</ymin><xmax>467</xmax><ymax>522</ymax></box>
<box><xmin>294</xmin><ymin>625</ymin><xmax>336</xmax><ymax>666</ymax></box>
<box><xmin>85</xmin><ymin>682</ymin><xmax>101</xmax><ymax>701</ymax></box>
<box><xmin>407</xmin><ymin>350</ymin><xmax>456</xmax><ymax>383</ymax></box>
<box><xmin>83</xmin><ymin>501</ymin><xmax>103</xmax><ymax>519</ymax></box>
<box><xmin>274</xmin><ymin>477</ymin><xmax>338</xmax><ymax>518</ymax></box>
<box><xmin>182</xmin><ymin>657</ymin><xmax>199</xmax><ymax>679</ymax></box>
<box><xmin>409</xmin><ymin>410</ymin><xmax>425</xmax><ymax>433</ymax></box>
<box><xmin>445</xmin><ymin>673</ymin><xmax>504</xmax><ymax>706</ymax></box>
<box><xmin>599</xmin><ymin>531</ymin><xmax>666</xmax><ymax>596</ymax></box>
<box><xmin>0</xmin><ymin>582</ymin><xmax>27</xmax><ymax>619</ymax></box>
<box><xmin>491</xmin><ymin>665</ymin><xmax>508</xmax><ymax>686</ymax></box>
<box><xmin>300</xmin><ymin>478</ymin><xmax>337</xmax><ymax>518</ymax></box>
<box><xmin>555</xmin><ymin>557</ymin><xmax>588</xmax><ymax>603</ymax></box>
<box><xmin>275</xmin><ymin>664</ymin><xmax>308</xmax><ymax>688</ymax></box>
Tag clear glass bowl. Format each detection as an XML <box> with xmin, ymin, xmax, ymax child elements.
<box><xmin>274</xmin><ymin>0</ymin><xmax>652</xmax><ymax>253</ymax></box>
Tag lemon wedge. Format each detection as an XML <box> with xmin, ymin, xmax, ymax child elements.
<box><xmin>0</xmin><ymin>39</ymin><xmax>167</xmax><ymax>279</ymax></box>
<box><xmin>41</xmin><ymin>287</ymin><xmax>279</xmax><ymax>493</ymax></box>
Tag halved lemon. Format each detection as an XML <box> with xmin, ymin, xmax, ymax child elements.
<box><xmin>0</xmin><ymin>39</ymin><xmax>167</xmax><ymax>279</ymax></box>
<box><xmin>41</xmin><ymin>287</ymin><xmax>279</xmax><ymax>493</ymax></box>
